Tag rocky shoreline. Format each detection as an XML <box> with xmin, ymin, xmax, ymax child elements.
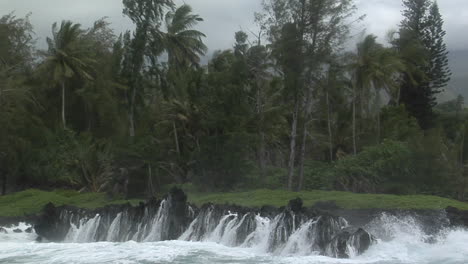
<box><xmin>1</xmin><ymin>188</ymin><xmax>468</xmax><ymax>259</ymax></box>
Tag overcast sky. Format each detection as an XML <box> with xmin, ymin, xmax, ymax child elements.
<box><xmin>1</xmin><ymin>0</ymin><xmax>467</xmax><ymax>54</ymax></box>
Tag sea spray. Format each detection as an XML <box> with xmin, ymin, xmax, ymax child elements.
<box><xmin>2</xmin><ymin>218</ymin><xmax>468</xmax><ymax>264</ymax></box>
<box><xmin>33</xmin><ymin>189</ymin><xmax>375</xmax><ymax>258</ymax></box>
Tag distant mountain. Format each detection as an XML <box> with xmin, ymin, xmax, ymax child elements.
<box><xmin>438</xmin><ymin>50</ymin><xmax>468</xmax><ymax>103</ymax></box>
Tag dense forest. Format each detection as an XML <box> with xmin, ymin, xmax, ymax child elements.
<box><xmin>0</xmin><ymin>0</ymin><xmax>466</xmax><ymax>201</ymax></box>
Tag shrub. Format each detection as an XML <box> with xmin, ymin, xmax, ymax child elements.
<box><xmin>331</xmin><ymin>140</ymin><xmax>414</xmax><ymax>193</ymax></box>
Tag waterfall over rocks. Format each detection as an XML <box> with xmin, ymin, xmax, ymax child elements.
<box><xmin>34</xmin><ymin>188</ymin><xmax>375</xmax><ymax>258</ymax></box>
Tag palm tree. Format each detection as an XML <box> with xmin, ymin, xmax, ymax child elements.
<box><xmin>350</xmin><ymin>35</ymin><xmax>405</xmax><ymax>154</ymax></box>
<box><xmin>163</xmin><ymin>4</ymin><xmax>207</xmax><ymax>72</ymax></box>
<box><xmin>40</xmin><ymin>21</ymin><xmax>94</xmax><ymax>129</ymax></box>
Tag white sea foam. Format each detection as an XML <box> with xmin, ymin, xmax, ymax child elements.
<box><xmin>1</xmin><ymin>215</ymin><xmax>468</xmax><ymax>264</ymax></box>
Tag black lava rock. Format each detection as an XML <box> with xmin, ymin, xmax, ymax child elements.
<box><xmin>287</xmin><ymin>198</ymin><xmax>303</xmax><ymax>213</ymax></box>
<box><xmin>446</xmin><ymin>206</ymin><xmax>468</xmax><ymax>228</ymax></box>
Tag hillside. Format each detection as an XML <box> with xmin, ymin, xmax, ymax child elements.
<box><xmin>439</xmin><ymin>49</ymin><xmax>468</xmax><ymax>102</ymax></box>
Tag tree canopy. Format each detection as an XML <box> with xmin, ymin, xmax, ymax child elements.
<box><xmin>0</xmin><ymin>0</ymin><xmax>464</xmax><ymax>201</ymax></box>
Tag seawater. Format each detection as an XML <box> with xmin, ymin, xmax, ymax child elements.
<box><xmin>1</xmin><ymin>216</ymin><xmax>468</xmax><ymax>264</ymax></box>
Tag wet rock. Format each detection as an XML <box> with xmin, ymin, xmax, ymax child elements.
<box><xmin>313</xmin><ymin>201</ymin><xmax>339</xmax><ymax>211</ymax></box>
<box><xmin>446</xmin><ymin>206</ymin><xmax>468</xmax><ymax>228</ymax></box>
<box><xmin>287</xmin><ymin>198</ymin><xmax>303</xmax><ymax>213</ymax></box>
<box><xmin>259</xmin><ymin>205</ymin><xmax>280</xmax><ymax>218</ymax></box>
<box><xmin>314</xmin><ymin>215</ymin><xmax>346</xmax><ymax>250</ymax></box>
<box><xmin>35</xmin><ymin>203</ymin><xmax>72</xmax><ymax>242</ymax></box>
<box><xmin>348</xmin><ymin>228</ymin><xmax>374</xmax><ymax>255</ymax></box>
<box><xmin>326</xmin><ymin>228</ymin><xmax>375</xmax><ymax>258</ymax></box>
<box><xmin>0</xmin><ymin>227</ymin><xmax>7</xmax><ymax>234</ymax></box>
<box><xmin>13</xmin><ymin>228</ymin><xmax>22</xmax><ymax>233</ymax></box>
<box><xmin>0</xmin><ymin>215</ymin><xmax>38</xmax><ymax>227</ymax></box>
<box><xmin>35</xmin><ymin>188</ymin><xmax>196</xmax><ymax>243</ymax></box>
<box><xmin>32</xmin><ymin>189</ymin><xmax>376</xmax><ymax>259</ymax></box>
<box><xmin>25</xmin><ymin>227</ymin><xmax>33</xmax><ymax>233</ymax></box>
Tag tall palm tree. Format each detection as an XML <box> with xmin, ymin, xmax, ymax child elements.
<box><xmin>163</xmin><ymin>4</ymin><xmax>207</xmax><ymax>72</ymax></box>
<box><xmin>350</xmin><ymin>35</ymin><xmax>405</xmax><ymax>154</ymax></box>
<box><xmin>40</xmin><ymin>21</ymin><xmax>94</xmax><ymax>129</ymax></box>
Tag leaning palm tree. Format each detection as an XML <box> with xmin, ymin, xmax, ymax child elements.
<box><xmin>163</xmin><ymin>4</ymin><xmax>207</xmax><ymax>72</ymax></box>
<box><xmin>350</xmin><ymin>35</ymin><xmax>405</xmax><ymax>154</ymax></box>
<box><xmin>39</xmin><ymin>21</ymin><xmax>94</xmax><ymax>129</ymax></box>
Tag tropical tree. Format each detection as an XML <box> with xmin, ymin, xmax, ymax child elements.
<box><xmin>39</xmin><ymin>21</ymin><xmax>94</xmax><ymax>129</ymax></box>
<box><xmin>163</xmin><ymin>4</ymin><xmax>207</xmax><ymax>74</ymax></box>
<box><xmin>397</xmin><ymin>0</ymin><xmax>451</xmax><ymax>129</ymax></box>
<box><xmin>349</xmin><ymin>35</ymin><xmax>405</xmax><ymax>154</ymax></box>
<box><xmin>0</xmin><ymin>13</ymin><xmax>35</xmax><ymax>69</ymax></box>
<box><xmin>424</xmin><ymin>1</ymin><xmax>451</xmax><ymax>101</ymax></box>
<box><xmin>0</xmin><ymin>63</ymin><xmax>37</xmax><ymax>195</ymax></box>
<box><xmin>122</xmin><ymin>0</ymin><xmax>175</xmax><ymax>139</ymax></box>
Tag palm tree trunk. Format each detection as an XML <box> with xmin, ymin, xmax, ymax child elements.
<box><xmin>256</xmin><ymin>83</ymin><xmax>266</xmax><ymax>179</ymax></box>
<box><xmin>173</xmin><ymin>121</ymin><xmax>181</xmax><ymax>156</ymax></box>
<box><xmin>0</xmin><ymin>82</ymin><xmax>3</xmax><ymax>105</ymax></box>
<box><xmin>326</xmin><ymin>90</ymin><xmax>333</xmax><ymax>161</ymax></box>
<box><xmin>129</xmin><ymin>86</ymin><xmax>136</xmax><ymax>139</ymax></box>
<box><xmin>459</xmin><ymin>127</ymin><xmax>466</xmax><ymax>200</ymax></box>
<box><xmin>462</xmin><ymin>173</ymin><xmax>467</xmax><ymax>201</ymax></box>
<box><xmin>375</xmin><ymin>93</ymin><xmax>382</xmax><ymax>144</ymax></box>
<box><xmin>86</xmin><ymin>104</ymin><xmax>92</xmax><ymax>132</ymax></box>
<box><xmin>352</xmin><ymin>85</ymin><xmax>357</xmax><ymax>156</ymax></box>
<box><xmin>377</xmin><ymin>112</ymin><xmax>381</xmax><ymax>144</ymax></box>
<box><xmin>297</xmin><ymin>85</ymin><xmax>314</xmax><ymax>192</ymax></box>
<box><xmin>397</xmin><ymin>86</ymin><xmax>401</xmax><ymax>105</ymax></box>
<box><xmin>0</xmin><ymin>85</ymin><xmax>4</xmax><ymax>196</ymax></box>
<box><xmin>258</xmin><ymin>132</ymin><xmax>266</xmax><ymax>179</ymax></box>
<box><xmin>1</xmin><ymin>173</ymin><xmax>6</xmax><ymax>196</ymax></box>
<box><xmin>287</xmin><ymin>100</ymin><xmax>299</xmax><ymax>191</ymax></box>
<box><xmin>147</xmin><ymin>164</ymin><xmax>155</xmax><ymax>198</ymax></box>
<box><xmin>61</xmin><ymin>81</ymin><xmax>67</xmax><ymax>129</ymax></box>
<box><xmin>297</xmin><ymin>122</ymin><xmax>308</xmax><ymax>192</ymax></box>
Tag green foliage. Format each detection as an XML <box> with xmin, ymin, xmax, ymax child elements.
<box><xmin>332</xmin><ymin>140</ymin><xmax>414</xmax><ymax>193</ymax></box>
<box><xmin>25</xmin><ymin>130</ymin><xmax>115</xmax><ymax>192</ymax></box>
<box><xmin>259</xmin><ymin>167</ymin><xmax>288</xmax><ymax>190</ymax></box>
<box><xmin>0</xmin><ymin>189</ymin><xmax>141</xmax><ymax>217</ymax></box>
<box><xmin>2</xmin><ymin>188</ymin><xmax>467</xmax><ymax>217</ymax></box>
<box><xmin>0</xmin><ymin>1</ymin><xmax>466</xmax><ymax>203</ymax></box>
<box><xmin>381</xmin><ymin>105</ymin><xmax>422</xmax><ymax>141</ymax></box>
<box><xmin>164</xmin><ymin>4</ymin><xmax>207</xmax><ymax>71</ymax></box>
<box><xmin>398</xmin><ymin>0</ymin><xmax>451</xmax><ymax>129</ymax></box>
<box><xmin>302</xmin><ymin>161</ymin><xmax>334</xmax><ymax>191</ymax></box>
<box><xmin>40</xmin><ymin>21</ymin><xmax>94</xmax><ymax>83</ymax></box>
<box><xmin>183</xmin><ymin>188</ymin><xmax>468</xmax><ymax>210</ymax></box>
<box><xmin>0</xmin><ymin>13</ymin><xmax>35</xmax><ymax>68</ymax></box>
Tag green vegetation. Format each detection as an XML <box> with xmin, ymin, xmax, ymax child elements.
<box><xmin>2</xmin><ymin>188</ymin><xmax>467</xmax><ymax>218</ymax></box>
<box><xmin>0</xmin><ymin>0</ymin><xmax>466</xmax><ymax>205</ymax></box>
<box><xmin>185</xmin><ymin>189</ymin><xmax>468</xmax><ymax>210</ymax></box>
<box><xmin>0</xmin><ymin>189</ymin><xmax>141</xmax><ymax>217</ymax></box>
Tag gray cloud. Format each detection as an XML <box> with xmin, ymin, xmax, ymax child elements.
<box><xmin>356</xmin><ymin>0</ymin><xmax>468</xmax><ymax>50</ymax></box>
<box><xmin>0</xmin><ymin>0</ymin><xmax>467</xmax><ymax>52</ymax></box>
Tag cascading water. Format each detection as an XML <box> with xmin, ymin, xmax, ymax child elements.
<box><xmin>31</xmin><ymin>191</ymin><xmax>374</xmax><ymax>258</ymax></box>
<box><xmin>2</xmin><ymin>189</ymin><xmax>468</xmax><ymax>263</ymax></box>
<box><xmin>2</xmin><ymin>213</ymin><xmax>468</xmax><ymax>264</ymax></box>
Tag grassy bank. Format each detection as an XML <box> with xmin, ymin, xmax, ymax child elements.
<box><xmin>1</xmin><ymin>188</ymin><xmax>468</xmax><ymax>217</ymax></box>
<box><xmin>0</xmin><ymin>189</ymin><xmax>141</xmax><ymax>217</ymax></box>
<box><xmin>184</xmin><ymin>189</ymin><xmax>468</xmax><ymax>210</ymax></box>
